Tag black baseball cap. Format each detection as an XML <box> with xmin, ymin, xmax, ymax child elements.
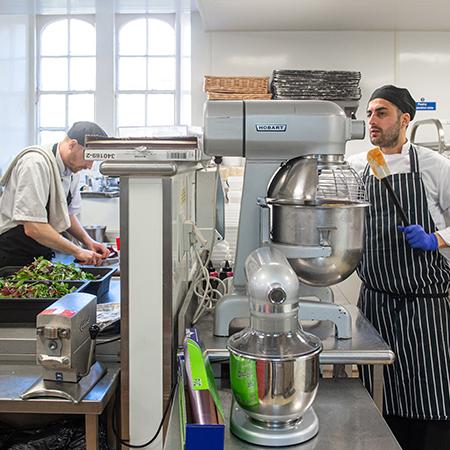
<box><xmin>369</xmin><ymin>85</ymin><xmax>416</xmax><ymax>120</ymax></box>
<box><xmin>67</xmin><ymin>121</ymin><xmax>108</xmax><ymax>146</ymax></box>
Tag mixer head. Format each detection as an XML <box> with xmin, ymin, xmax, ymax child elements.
<box><xmin>267</xmin><ymin>154</ymin><xmax>365</xmax><ymax>206</ymax></box>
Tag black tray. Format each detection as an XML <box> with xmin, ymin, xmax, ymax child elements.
<box><xmin>74</xmin><ymin>266</ymin><xmax>115</xmax><ymax>300</ymax></box>
<box><xmin>0</xmin><ymin>281</ymin><xmax>88</xmax><ymax>324</ymax></box>
<box><xmin>0</xmin><ymin>266</ymin><xmax>115</xmax><ymax>301</ymax></box>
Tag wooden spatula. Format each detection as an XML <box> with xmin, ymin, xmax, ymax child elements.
<box><xmin>367</xmin><ymin>147</ymin><xmax>410</xmax><ymax>225</ymax></box>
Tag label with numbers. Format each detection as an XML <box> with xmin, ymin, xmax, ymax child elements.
<box><xmin>84</xmin><ymin>148</ymin><xmax>198</xmax><ymax>161</ymax></box>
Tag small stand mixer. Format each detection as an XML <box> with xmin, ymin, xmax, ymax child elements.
<box><xmin>204</xmin><ymin>99</ymin><xmax>369</xmax><ymax>446</ymax></box>
<box><xmin>229</xmin><ymin>246</ymin><xmax>322</xmax><ymax>446</ymax></box>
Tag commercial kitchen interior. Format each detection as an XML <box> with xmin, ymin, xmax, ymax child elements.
<box><xmin>0</xmin><ymin>1</ymin><xmax>449</xmax><ymax>449</ymax></box>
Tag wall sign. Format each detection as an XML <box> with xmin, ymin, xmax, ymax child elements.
<box><xmin>416</xmin><ymin>98</ymin><xmax>436</xmax><ymax>111</ymax></box>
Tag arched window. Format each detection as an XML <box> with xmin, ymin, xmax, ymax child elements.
<box><xmin>116</xmin><ymin>15</ymin><xmax>176</xmax><ymax>136</ymax></box>
<box><xmin>37</xmin><ymin>17</ymin><xmax>95</xmax><ymax>144</ymax></box>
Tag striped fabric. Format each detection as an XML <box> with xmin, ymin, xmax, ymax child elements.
<box><xmin>358</xmin><ymin>145</ymin><xmax>450</xmax><ymax>420</ymax></box>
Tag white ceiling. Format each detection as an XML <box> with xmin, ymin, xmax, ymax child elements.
<box><xmin>196</xmin><ymin>0</ymin><xmax>450</xmax><ymax>31</ymax></box>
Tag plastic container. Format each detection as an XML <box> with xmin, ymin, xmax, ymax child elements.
<box><xmin>74</xmin><ymin>266</ymin><xmax>115</xmax><ymax>300</ymax></box>
<box><xmin>0</xmin><ymin>281</ymin><xmax>88</xmax><ymax>324</ymax></box>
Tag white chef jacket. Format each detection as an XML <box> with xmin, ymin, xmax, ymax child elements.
<box><xmin>0</xmin><ymin>144</ymin><xmax>81</xmax><ymax>235</ymax></box>
<box><xmin>347</xmin><ymin>141</ymin><xmax>450</xmax><ymax>253</ymax></box>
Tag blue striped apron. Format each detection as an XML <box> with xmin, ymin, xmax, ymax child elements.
<box><xmin>358</xmin><ymin>145</ymin><xmax>450</xmax><ymax>420</ymax></box>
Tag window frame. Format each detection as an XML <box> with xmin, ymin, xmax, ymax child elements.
<box><xmin>35</xmin><ymin>8</ymin><xmax>189</xmax><ymax>142</ymax></box>
<box><xmin>114</xmin><ymin>13</ymin><xmax>180</xmax><ymax>136</ymax></box>
<box><xmin>36</xmin><ymin>14</ymin><xmax>96</xmax><ymax>143</ymax></box>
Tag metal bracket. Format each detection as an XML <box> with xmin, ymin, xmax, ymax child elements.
<box><xmin>213</xmin><ymin>292</ymin><xmax>351</xmax><ymax>339</ymax></box>
<box><xmin>270</xmin><ymin>241</ymin><xmax>332</xmax><ymax>259</ymax></box>
<box><xmin>298</xmin><ymin>299</ymin><xmax>352</xmax><ymax>339</ymax></box>
<box><xmin>257</xmin><ymin>197</ymin><xmax>270</xmax><ymax>246</ymax></box>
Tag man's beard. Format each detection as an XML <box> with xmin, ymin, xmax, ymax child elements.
<box><xmin>370</xmin><ymin>119</ymin><xmax>401</xmax><ymax>148</ymax></box>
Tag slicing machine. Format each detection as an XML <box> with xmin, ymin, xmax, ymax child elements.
<box><xmin>21</xmin><ymin>292</ymin><xmax>105</xmax><ymax>403</ymax></box>
<box><xmin>204</xmin><ymin>99</ymin><xmax>370</xmax><ymax>446</ymax></box>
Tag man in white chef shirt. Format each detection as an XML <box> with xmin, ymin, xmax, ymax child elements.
<box><xmin>349</xmin><ymin>124</ymin><xmax>450</xmax><ymax>255</ymax></box>
<box><xmin>348</xmin><ymin>85</ymin><xmax>450</xmax><ymax>450</ymax></box>
<box><xmin>0</xmin><ymin>121</ymin><xmax>110</xmax><ymax>267</ymax></box>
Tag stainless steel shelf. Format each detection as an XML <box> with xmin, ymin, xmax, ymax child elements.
<box><xmin>164</xmin><ymin>379</ymin><xmax>401</xmax><ymax>450</ymax></box>
<box><xmin>196</xmin><ymin>304</ymin><xmax>395</xmax><ymax>365</ymax></box>
<box><xmin>81</xmin><ymin>190</ymin><xmax>120</xmax><ymax>198</ymax></box>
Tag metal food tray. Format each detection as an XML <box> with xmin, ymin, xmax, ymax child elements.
<box><xmin>73</xmin><ymin>266</ymin><xmax>115</xmax><ymax>300</ymax></box>
<box><xmin>0</xmin><ymin>266</ymin><xmax>115</xmax><ymax>301</ymax></box>
<box><xmin>0</xmin><ymin>281</ymin><xmax>88</xmax><ymax>324</ymax></box>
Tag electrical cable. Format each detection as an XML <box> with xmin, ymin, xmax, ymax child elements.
<box><xmin>96</xmin><ymin>336</ymin><xmax>121</xmax><ymax>345</ymax></box>
<box><xmin>111</xmin><ymin>381</ymin><xmax>177</xmax><ymax>448</ymax></box>
<box><xmin>189</xmin><ymin>165</ymin><xmax>235</xmax><ymax>325</ymax></box>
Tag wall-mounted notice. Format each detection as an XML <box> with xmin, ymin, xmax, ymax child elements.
<box><xmin>416</xmin><ymin>97</ymin><xmax>437</xmax><ymax>111</ymax></box>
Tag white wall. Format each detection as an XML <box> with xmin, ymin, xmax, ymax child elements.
<box><xmin>0</xmin><ymin>15</ymin><xmax>33</xmax><ymax>173</ymax></box>
<box><xmin>191</xmin><ymin>12</ymin><xmax>450</xmax><ymax>155</ymax></box>
<box><xmin>191</xmin><ymin>15</ymin><xmax>450</xmax><ymax>303</ymax></box>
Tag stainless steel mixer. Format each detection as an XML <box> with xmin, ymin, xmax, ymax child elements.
<box><xmin>267</xmin><ymin>154</ymin><xmax>367</xmax><ymax>286</ymax></box>
<box><xmin>203</xmin><ymin>99</ymin><xmax>369</xmax><ymax>446</ymax></box>
<box><xmin>229</xmin><ymin>247</ymin><xmax>322</xmax><ymax>446</ymax></box>
<box><xmin>205</xmin><ymin>99</ymin><xmax>368</xmax><ymax>339</ymax></box>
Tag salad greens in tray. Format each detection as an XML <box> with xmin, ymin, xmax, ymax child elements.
<box><xmin>0</xmin><ymin>280</ymin><xmax>77</xmax><ymax>299</ymax></box>
<box><xmin>0</xmin><ymin>257</ymin><xmax>98</xmax><ymax>299</ymax></box>
<box><xmin>8</xmin><ymin>257</ymin><xmax>96</xmax><ymax>282</ymax></box>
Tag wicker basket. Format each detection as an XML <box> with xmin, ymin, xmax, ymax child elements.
<box><xmin>207</xmin><ymin>92</ymin><xmax>273</xmax><ymax>100</ymax></box>
<box><xmin>204</xmin><ymin>76</ymin><xmax>269</xmax><ymax>93</ymax></box>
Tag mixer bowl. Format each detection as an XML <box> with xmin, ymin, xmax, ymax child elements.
<box><xmin>229</xmin><ymin>348</ymin><xmax>320</xmax><ymax>426</ymax></box>
<box><xmin>270</xmin><ymin>200</ymin><xmax>368</xmax><ymax>286</ymax></box>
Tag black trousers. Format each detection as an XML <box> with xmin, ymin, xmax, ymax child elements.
<box><xmin>385</xmin><ymin>415</ymin><xmax>450</xmax><ymax>450</ymax></box>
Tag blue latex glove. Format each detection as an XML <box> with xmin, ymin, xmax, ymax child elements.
<box><xmin>398</xmin><ymin>225</ymin><xmax>438</xmax><ymax>251</ymax></box>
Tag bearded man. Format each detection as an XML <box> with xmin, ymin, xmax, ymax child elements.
<box><xmin>348</xmin><ymin>85</ymin><xmax>450</xmax><ymax>450</ymax></box>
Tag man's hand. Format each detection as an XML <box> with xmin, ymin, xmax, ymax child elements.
<box><xmin>86</xmin><ymin>239</ymin><xmax>109</xmax><ymax>258</ymax></box>
<box><xmin>398</xmin><ymin>225</ymin><xmax>439</xmax><ymax>251</ymax></box>
<box><xmin>75</xmin><ymin>248</ymin><xmax>104</xmax><ymax>265</ymax></box>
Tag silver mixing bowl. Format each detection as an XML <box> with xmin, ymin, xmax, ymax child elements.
<box><xmin>229</xmin><ymin>347</ymin><xmax>320</xmax><ymax>426</ymax></box>
<box><xmin>270</xmin><ymin>200</ymin><xmax>368</xmax><ymax>286</ymax></box>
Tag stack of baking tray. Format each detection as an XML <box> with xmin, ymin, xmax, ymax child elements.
<box><xmin>271</xmin><ymin>70</ymin><xmax>361</xmax><ymax>101</ymax></box>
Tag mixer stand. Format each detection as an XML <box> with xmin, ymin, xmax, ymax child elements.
<box><xmin>21</xmin><ymin>361</ymin><xmax>106</xmax><ymax>403</ymax></box>
<box><xmin>214</xmin><ymin>290</ymin><xmax>352</xmax><ymax>339</ymax></box>
<box><xmin>230</xmin><ymin>399</ymin><xmax>319</xmax><ymax>446</ymax></box>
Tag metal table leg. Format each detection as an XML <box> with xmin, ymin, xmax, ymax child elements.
<box><xmin>85</xmin><ymin>414</ymin><xmax>99</xmax><ymax>450</ymax></box>
<box><xmin>372</xmin><ymin>364</ymin><xmax>384</xmax><ymax>412</ymax></box>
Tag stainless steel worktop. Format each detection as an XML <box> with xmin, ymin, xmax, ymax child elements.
<box><xmin>81</xmin><ymin>190</ymin><xmax>120</xmax><ymax>198</ymax></box>
<box><xmin>0</xmin><ymin>363</ymin><xmax>120</xmax><ymax>414</ymax></box>
<box><xmin>196</xmin><ymin>305</ymin><xmax>395</xmax><ymax>365</ymax></box>
<box><xmin>164</xmin><ymin>379</ymin><xmax>401</xmax><ymax>450</ymax></box>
